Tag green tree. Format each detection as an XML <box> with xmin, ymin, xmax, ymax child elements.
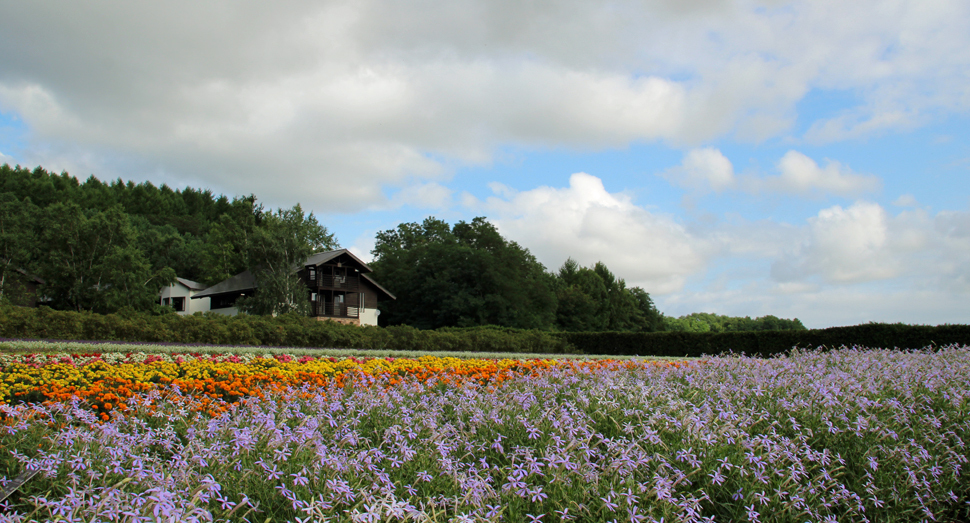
<box><xmin>554</xmin><ymin>259</ymin><xmax>609</xmax><ymax>331</ymax></box>
<box><xmin>236</xmin><ymin>204</ymin><xmax>337</xmax><ymax>316</ymax></box>
<box><xmin>553</xmin><ymin>259</ymin><xmax>663</xmax><ymax>332</ymax></box>
<box><xmin>664</xmin><ymin>312</ymin><xmax>806</xmax><ymax>332</ymax></box>
<box><xmin>371</xmin><ymin>217</ymin><xmax>557</xmax><ymax>329</ymax></box>
<box><xmin>0</xmin><ymin>194</ymin><xmax>40</xmax><ymax>305</ymax></box>
<box><xmin>36</xmin><ymin>202</ymin><xmax>173</xmax><ymax>313</ymax></box>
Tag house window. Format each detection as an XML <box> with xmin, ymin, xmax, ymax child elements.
<box><xmin>308</xmin><ymin>266</ymin><xmax>316</xmax><ymax>283</ymax></box>
<box><xmin>212</xmin><ymin>294</ymin><xmax>237</xmax><ymax>310</ymax></box>
<box><xmin>359</xmin><ymin>293</ymin><xmax>365</xmax><ymax>308</ymax></box>
<box><xmin>162</xmin><ymin>298</ymin><xmax>170</xmax><ymax>306</ymax></box>
<box><xmin>172</xmin><ymin>297</ymin><xmax>185</xmax><ymax>312</ymax></box>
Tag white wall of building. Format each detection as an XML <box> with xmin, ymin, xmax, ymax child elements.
<box><xmin>159</xmin><ymin>281</ymin><xmax>210</xmax><ymax>315</ymax></box>
<box><xmin>360</xmin><ymin>308</ymin><xmax>379</xmax><ymax>326</ymax></box>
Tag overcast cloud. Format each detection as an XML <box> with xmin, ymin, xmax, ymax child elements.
<box><xmin>2</xmin><ymin>0</ymin><xmax>968</xmax><ymax>206</ymax></box>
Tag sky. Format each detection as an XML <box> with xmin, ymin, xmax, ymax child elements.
<box><xmin>1</xmin><ymin>0</ymin><xmax>968</xmax><ymax>328</ymax></box>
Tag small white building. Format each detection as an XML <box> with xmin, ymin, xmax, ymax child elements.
<box><xmin>159</xmin><ymin>277</ymin><xmax>211</xmax><ymax>315</ymax></box>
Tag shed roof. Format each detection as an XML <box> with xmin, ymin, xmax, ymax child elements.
<box><xmin>191</xmin><ymin>270</ymin><xmax>255</xmax><ymax>299</ymax></box>
<box><xmin>175</xmin><ymin>277</ymin><xmax>207</xmax><ymax>291</ymax></box>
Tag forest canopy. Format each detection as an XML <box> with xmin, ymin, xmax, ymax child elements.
<box><xmin>369</xmin><ymin>217</ymin><xmax>666</xmax><ymax>332</ymax></box>
<box><xmin>0</xmin><ymin>164</ymin><xmax>332</xmax><ymax>314</ymax></box>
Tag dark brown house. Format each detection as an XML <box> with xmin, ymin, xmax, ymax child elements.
<box><xmin>191</xmin><ymin>249</ymin><xmax>395</xmax><ymax>325</ymax></box>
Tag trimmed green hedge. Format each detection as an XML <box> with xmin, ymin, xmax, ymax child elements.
<box><xmin>0</xmin><ymin>306</ymin><xmax>571</xmax><ymax>354</ymax></box>
<box><xmin>558</xmin><ymin>324</ymin><xmax>970</xmax><ymax>357</ymax></box>
<box><xmin>1</xmin><ymin>306</ymin><xmax>967</xmax><ymax>356</ymax></box>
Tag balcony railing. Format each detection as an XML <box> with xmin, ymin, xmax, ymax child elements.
<box><xmin>308</xmin><ymin>273</ymin><xmax>360</xmax><ymax>290</ymax></box>
<box><xmin>311</xmin><ymin>303</ymin><xmax>360</xmax><ymax>319</ymax></box>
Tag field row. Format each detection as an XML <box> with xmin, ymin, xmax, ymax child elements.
<box><xmin>0</xmin><ymin>346</ymin><xmax>968</xmax><ymax>522</ymax></box>
<box><xmin>0</xmin><ymin>351</ymin><xmax>663</xmax><ymax>419</ymax></box>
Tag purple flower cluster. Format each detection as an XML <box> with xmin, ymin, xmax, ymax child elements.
<box><xmin>1</xmin><ymin>346</ymin><xmax>968</xmax><ymax>522</ymax></box>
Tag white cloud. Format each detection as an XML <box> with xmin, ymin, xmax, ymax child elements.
<box><xmin>663</xmin><ymin>148</ymin><xmax>880</xmax><ymax>197</ymax></box>
<box><xmin>347</xmin><ymin>234</ymin><xmax>378</xmax><ymax>264</ymax></box>
<box><xmin>893</xmin><ymin>194</ymin><xmax>918</xmax><ymax>207</ymax></box>
<box><xmin>771</xmin><ymin>201</ymin><xmax>929</xmax><ymax>284</ymax></box>
<box><xmin>658</xmin><ymin>204</ymin><xmax>970</xmax><ymax>327</ymax></box>
<box><xmin>661</xmin><ymin>147</ymin><xmax>736</xmax><ymax>193</ymax></box>
<box><xmin>934</xmin><ymin>210</ymin><xmax>970</xmax><ymax>292</ymax></box>
<box><xmin>753</xmin><ymin>150</ymin><xmax>881</xmax><ymax>196</ymax></box>
<box><xmin>387</xmin><ymin>182</ymin><xmax>454</xmax><ymax>210</ymax></box>
<box><xmin>0</xmin><ymin>0</ymin><xmax>967</xmax><ymax>209</ymax></box>
<box><xmin>481</xmin><ymin>172</ymin><xmax>710</xmax><ymax>294</ymax></box>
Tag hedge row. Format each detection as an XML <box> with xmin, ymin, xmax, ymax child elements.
<box><xmin>1</xmin><ymin>306</ymin><xmax>967</xmax><ymax>356</ymax></box>
<box><xmin>559</xmin><ymin>323</ymin><xmax>970</xmax><ymax>358</ymax></box>
<box><xmin>0</xmin><ymin>306</ymin><xmax>571</xmax><ymax>354</ymax></box>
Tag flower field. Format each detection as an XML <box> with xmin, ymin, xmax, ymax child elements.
<box><xmin>1</xmin><ymin>346</ymin><xmax>969</xmax><ymax>522</ymax></box>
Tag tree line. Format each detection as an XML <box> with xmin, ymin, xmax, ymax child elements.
<box><xmin>0</xmin><ymin>164</ymin><xmax>334</xmax><ymax>314</ymax></box>
<box><xmin>369</xmin><ymin>217</ymin><xmax>665</xmax><ymax>332</ymax></box>
<box><xmin>1</xmin><ymin>164</ymin><xmax>806</xmax><ymax>333</ymax></box>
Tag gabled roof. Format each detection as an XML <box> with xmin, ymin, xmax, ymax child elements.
<box><xmin>192</xmin><ymin>249</ymin><xmax>394</xmax><ymax>301</ymax></box>
<box><xmin>303</xmin><ymin>249</ymin><xmax>374</xmax><ymax>273</ymax></box>
<box><xmin>175</xmin><ymin>277</ymin><xmax>206</xmax><ymax>291</ymax></box>
<box><xmin>362</xmin><ymin>273</ymin><xmax>396</xmax><ymax>300</ymax></box>
<box><xmin>191</xmin><ymin>270</ymin><xmax>255</xmax><ymax>299</ymax></box>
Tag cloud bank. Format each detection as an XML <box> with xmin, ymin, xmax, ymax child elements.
<box><xmin>1</xmin><ymin>0</ymin><xmax>967</xmax><ymax>209</ymax></box>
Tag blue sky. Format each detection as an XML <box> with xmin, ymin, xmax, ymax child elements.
<box><xmin>1</xmin><ymin>0</ymin><xmax>968</xmax><ymax>327</ymax></box>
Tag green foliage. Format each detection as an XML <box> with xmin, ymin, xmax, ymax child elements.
<box><xmin>371</xmin><ymin>217</ymin><xmax>558</xmax><ymax>330</ymax></box>
<box><xmin>371</xmin><ymin>217</ymin><xmax>664</xmax><ymax>334</ymax></box>
<box><xmin>559</xmin><ymin>323</ymin><xmax>970</xmax><ymax>357</ymax></box>
<box><xmin>32</xmin><ymin>202</ymin><xmax>173</xmax><ymax>313</ymax></box>
<box><xmin>0</xmin><ymin>194</ymin><xmax>40</xmax><ymax>306</ymax></box>
<box><xmin>236</xmin><ymin>204</ymin><xmax>338</xmax><ymax>317</ymax></box>
<box><xmin>2</xmin><ymin>305</ymin><xmax>966</xmax><ymax>358</ymax></box>
<box><xmin>0</xmin><ymin>164</ymin><xmax>330</xmax><ymax>315</ymax></box>
<box><xmin>554</xmin><ymin>258</ymin><xmax>663</xmax><ymax>332</ymax></box>
<box><xmin>0</xmin><ymin>305</ymin><xmax>572</xmax><ymax>354</ymax></box>
<box><xmin>665</xmin><ymin>312</ymin><xmax>807</xmax><ymax>333</ymax></box>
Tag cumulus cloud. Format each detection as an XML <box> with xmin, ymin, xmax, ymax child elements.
<box><xmin>771</xmin><ymin>201</ymin><xmax>929</xmax><ymax>284</ymax></box>
<box><xmin>479</xmin><ymin>172</ymin><xmax>710</xmax><ymax>294</ymax></box>
<box><xmin>387</xmin><ymin>182</ymin><xmax>454</xmax><ymax>210</ymax></box>
<box><xmin>753</xmin><ymin>150</ymin><xmax>881</xmax><ymax>196</ymax></box>
<box><xmin>661</xmin><ymin>147</ymin><xmax>736</xmax><ymax>193</ymax></box>
<box><xmin>663</xmin><ymin>149</ymin><xmax>880</xmax><ymax>197</ymax></box>
<box><xmin>0</xmin><ymin>0</ymin><xmax>967</xmax><ymax>209</ymax></box>
<box><xmin>660</xmin><ymin>203</ymin><xmax>970</xmax><ymax>327</ymax></box>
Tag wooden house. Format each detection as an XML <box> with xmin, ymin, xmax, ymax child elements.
<box><xmin>191</xmin><ymin>249</ymin><xmax>395</xmax><ymax>325</ymax></box>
